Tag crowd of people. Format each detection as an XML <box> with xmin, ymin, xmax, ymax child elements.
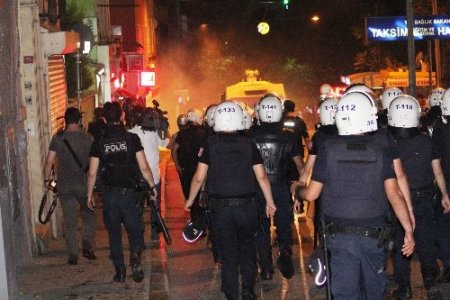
<box><xmin>43</xmin><ymin>83</ymin><xmax>450</xmax><ymax>300</ymax></box>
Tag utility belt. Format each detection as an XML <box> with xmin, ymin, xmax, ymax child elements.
<box><xmin>326</xmin><ymin>223</ymin><xmax>382</xmax><ymax>240</ymax></box>
<box><xmin>209</xmin><ymin>196</ymin><xmax>257</xmax><ymax>209</ymax></box>
<box><xmin>267</xmin><ymin>174</ymin><xmax>288</xmax><ymax>185</ymax></box>
<box><xmin>105</xmin><ymin>185</ymin><xmax>137</xmax><ymax>195</ymax></box>
<box><xmin>410</xmin><ymin>184</ymin><xmax>434</xmax><ymax>197</ymax></box>
<box><xmin>326</xmin><ymin>222</ymin><xmax>395</xmax><ymax>250</ymax></box>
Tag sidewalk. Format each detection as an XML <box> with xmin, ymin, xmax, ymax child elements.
<box><xmin>17</xmin><ymin>151</ymin><xmax>173</xmax><ymax>300</ymax></box>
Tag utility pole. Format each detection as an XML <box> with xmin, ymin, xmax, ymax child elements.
<box><xmin>75</xmin><ymin>46</ymin><xmax>82</xmax><ymax>110</ymax></box>
<box><xmin>406</xmin><ymin>0</ymin><xmax>416</xmax><ymax>97</ymax></box>
<box><xmin>432</xmin><ymin>0</ymin><xmax>441</xmax><ymax>87</ymax></box>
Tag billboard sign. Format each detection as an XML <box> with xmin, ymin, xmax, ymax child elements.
<box><xmin>366</xmin><ymin>15</ymin><xmax>450</xmax><ymax>42</ymax></box>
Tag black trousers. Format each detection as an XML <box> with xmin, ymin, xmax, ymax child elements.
<box><xmin>394</xmin><ymin>188</ymin><xmax>439</xmax><ymax>285</ymax></box>
<box><xmin>179</xmin><ymin>167</ymin><xmax>205</xmax><ymax>224</ymax></box>
<box><xmin>210</xmin><ymin>201</ymin><xmax>259</xmax><ymax>300</ymax></box>
<box><xmin>102</xmin><ymin>187</ymin><xmax>145</xmax><ymax>268</ymax></box>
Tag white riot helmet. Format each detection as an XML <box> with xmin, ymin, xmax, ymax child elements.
<box><xmin>243</xmin><ymin>110</ymin><xmax>253</xmax><ymax>130</ymax></box>
<box><xmin>429</xmin><ymin>87</ymin><xmax>445</xmax><ymax>107</ymax></box>
<box><xmin>345</xmin><ymin>84</ymin><xmax>374</xmax><ymax>96</ymax></box>
<box><xmin>335</xmin><ymin>91</ymin><xmax>378</xmax><ymax>135</ymax></box>
<box><xmin>381</xmin><ymin>87</ymin><xmax>403</xmax><ymax>110</ymax></box>
<box><xmin>441</xmin><ymin>88</ymin><xmax>450</xmax><ymax>116</ymax></box>
<box><xmin>318</xmin><ymin>97</ymin><xmax>338</xmax><ymax>126</ymax></box>
<box><xmin>388</xmin><ymin>95</ymin><xmax>421</xmax><ymax>128</ymax></box>
<box><xmin>186</xmin><ymin>109</ymin><xmax>204</xmax><ymax>125</ymax></box>
<box><xmin>213</xmin><ymin>101</ymin><xmax>245</xmax><ymax>132</ymax></box>
<box><xmin>205</xmin><ymin>104</ymin><xmax>217</xmax><ymax>127</ymax></box>
<box><xmin>257</xmin><ymin>94</ymin><xmax>283</xmax><ymax>123</ymax></box>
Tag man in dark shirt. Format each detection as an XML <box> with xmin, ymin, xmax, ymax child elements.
<box><xmin>388</xmin><ymin>95</ymin><xmax>449</xmax><ymax>298</ymax></box>
<box><xmin>86</xmin><ymin>102</ymin><xmax>157</xmax><ymax>283</ymax></box>
<box><xmin>87</xmin><ymin>107</ymin><xmax>106</xmax><ymax>140</ymax></box>
<box><xmin>298</xmin><ymin>91</ymin><xmax>414</xmax><ymax>300</ymax></box>
<box><xmin>172</xmin><ymin>109</ymin><xmax>207</xmax><ymax>233</ymax></box>
<box><xmin>185</xmin><ymin>101</ymin><xmax>276</xmax><ymax>300</ymax></box>
<box><xmin>250</xmin><ymin>94</ymin><xmax>304</xmax><ymax>280</ymax></box>
<box><xmin>44</xmin><ymin>107</ymin><xmax>96</xmax><ymax>265</ymax></box>
<box><xmin>431</xmin><ymin>88</ymin><xmax>450</xmax><ymax>283</ymax></box>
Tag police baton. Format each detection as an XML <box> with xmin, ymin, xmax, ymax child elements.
<box><xmin>149</xmin><ymin>193</ymin><xmax>172</xmax><ymax>245</ymax></box>
<box><xmin>204</xmin><ymin>206</ymin><xmax>218</xmax><ymax>263</ymax></box>
<box><xmin>321</xmin><ymin>218</ymin><xmax>332</xmax><ymax>300</ymax></box>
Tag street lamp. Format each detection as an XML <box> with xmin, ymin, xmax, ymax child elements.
<box><xmin>311</xmin><ymin>15</ymin><xmax>320</xmax><ymax>23</ymax></box>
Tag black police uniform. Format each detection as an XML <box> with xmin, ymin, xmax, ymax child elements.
<box><xmin>176</xmin><ymin>124</ymin><xmax>207</xmax><ymax>196</ymax></box>
<box><xmin>390</xmin><ymin>127</ymin><xmax>439</xmax><ymax>290</ymax></box>
<box><xmin>282</xmin><ymin>115</ymin><xmax>309</xmax><ymax>158</ymax></box>
<box><xmin>200</xmin><ymin>133</ymin><xmax>263</xmax><ymax>300</ymax></box>
<box><xmin>377</xmin><ymin>109</ymin><xmax>389</xmax><ymax>130</ymax></box>
<box><xmin>308</xmin><ymin>124</ymin><xmax>338</xmax><ymax>243</ymax></box>
<box><xmin>87</xmin><ymin>118</ymin><xmax>107</xmax><ymax>140</ymax></box>
<box><xmin>313</xmin><ymin>134</ymin><xmax>396</xmax><ymax>299</ymax></box>
<box><xmin>175</xmin><ymin>124</ymin><xmax>207</xmax><ymax>222</ymax></box>
<box><xmin>90</xmin><ymin>124</ymin><xmax>145</xmax><ymax>273</ymax></box>
<box><xmin>249</xmin><ymin>122</ymin><xmax>301</xmax><ymax>278</ymax></box>
<box><xmin>309</xmin><ymin>125</ymin><xmax>338</xmax><ymax>156</ymax></box>
<box><xmin>282</xmin><ymin>115</ymin><xmax>309</xmax><ymax>214</ymax></box>
<box><xmin>431</xmin><ymin>123</ymin><xmax>450</xmax><ymax>280</ymax></box>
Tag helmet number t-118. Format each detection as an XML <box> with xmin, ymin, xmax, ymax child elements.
<box><xmin>395</xmin><ymin>104</ymin><xmax>414</xmax><ymax>110</ymax></box>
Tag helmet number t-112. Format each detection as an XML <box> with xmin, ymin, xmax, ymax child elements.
<box><xmin>337</xmin><ymin>104</ymin><xmax>356</xmax><ymax>112</ymax></box>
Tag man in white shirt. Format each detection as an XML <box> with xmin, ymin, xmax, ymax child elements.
<box><xmin>128</xmin><ymin>106</ymin><xmax>170</xmax><ymax>241</ymax></box>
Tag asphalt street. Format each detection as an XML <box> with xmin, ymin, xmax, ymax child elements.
<box><xmin>17</xmin><ymin>150</ymin><xmax>450</xmax><ymax>299</ymax></box>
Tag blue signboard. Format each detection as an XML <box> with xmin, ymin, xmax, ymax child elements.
<box><xmin>366</xmin><ymin>16</ymin><xmax>450</xmax><ymax>42</ymax></box>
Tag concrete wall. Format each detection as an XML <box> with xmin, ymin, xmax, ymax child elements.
<box><xmin>0</xmin><ymin>0</ymin><xmax>34</xmax><ymax>298</ymax></box>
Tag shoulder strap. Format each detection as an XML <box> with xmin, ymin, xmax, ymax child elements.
<box><xmin>63</xmin><ymin>137</ymin><xmax>88</xmax><ymax>173</ymax></box>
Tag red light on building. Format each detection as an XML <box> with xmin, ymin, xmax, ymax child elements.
<box><xmin>113</xmin><ymin>77</ymin><xmax>120</xmax><ymax>89</ymax></box>
<box><xmin>140</xmin><ymin>70</ymin><xmax>156</xmax><ymax>87</ymax></box>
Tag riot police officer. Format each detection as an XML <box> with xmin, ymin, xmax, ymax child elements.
<box><xmin>184</xmin><ymin>101</ymin><xmax>276</xmax><ymax>300</ymax></box>
<box><xmin>205</xmin><ymin>104</ymin><xmax>218</xmax><ymax>136</ymax></box>
<box><xmin>388</xmin><ymin>95</ymin><xmax>450</xmax><ymax>299</ymax></box>
<box><xmin>431</xmin><ymin>87</ymin><xmax>450</xmax><ymax>284</ymax></box>
<box><xmin>172</xmin><ymin>109</ymin><xmax>208</xmax><ymax>241</ymax></box>
<box><xmin>296</xmin><ymin>97</ymin><xmax>338</xmax><ymax>247</ymax></box>
<box><xmin>172</xmin><ymin>109</ymin><xmax>206</xmax><ymax>199</ymax></box>
<box><xmin>282</xmin><ymin>99</ymin><xmax>309</xmax><ymax>157</ymax></box>
<box><xmin>298</xmin><ymin>97</ymin><xmax>338</xmax><ymax>186</ymax></box>
<box><xmin>86</xmin><ymin>102</ymin><xmax>157</xmax><ymax>283</ymax></box>
<box><xmin>249</xmin><ymin>94</ymin><xmax>304</xmax><ymax>280</ymax></box>
<box><xmin>298</xmin><ymin>91</ymin><xmax>415</xmax><ymax>300</ymax></box>
<box><xmin>378</xmin><ymin>87</ymin><xmax>403</xmax><ymax>129</ymax></box>
<box><xmin>344</xmin><ymin>85</ymin><xmax>416</xmax><ymax>229</ymax></box>
<box><xmin>282</xmin><ymin>99</ymin><xmax>309</xmax><ymax>213</ymax></box>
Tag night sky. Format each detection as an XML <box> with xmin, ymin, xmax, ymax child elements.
<box><xmin>158</xmin><ymin>0</ymin><xmax>443</xmax><ymax>114</ymax></box>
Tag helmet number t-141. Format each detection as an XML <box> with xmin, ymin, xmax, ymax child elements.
<box><xmin>260</xmin><ymin>104</ymin><xmax>278</xmax><ymax>110</ymax></box>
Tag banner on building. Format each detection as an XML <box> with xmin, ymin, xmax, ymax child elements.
<box><xmin>366</xmin><ymin>15</ymin><xmax>450</xmax><ymax>42</ymax></box>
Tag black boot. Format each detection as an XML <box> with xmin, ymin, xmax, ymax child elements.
<box><xmin>242</xmin><ymin>288</ymin><xmax>257</xmax><ymax>300</ymax></box>
<box><xmin>82</xmin><ymin>240</ymin><xmax>96</xmax><ymax>260</ymax></box>
<box><xmin>151</xmin><ymin>222</ymin><xmax>160</xmax><ymax>241</ymax></box>
<box><xmin>277</xmin><ymin>250</ymin><xmax>294</xmax><ymax>279</ymax></box>
<box><xmin>396</xmin><ymin>283</ymin><xmax>412</xmax><ymax>300</ymax></box>
<box><xmin>130</xmin><ymin>252</ymin><xmax>144</xmax><ymax>282</ymax></box>
<box><xmin>113</xmin><ymin>265</ymin><xmax>126</xmax><ymax>282</ymax></box>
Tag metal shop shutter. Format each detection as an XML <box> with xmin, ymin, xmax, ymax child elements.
<box><xmin>48</xmin><ymin>55</ymin><xmax>67</xmax><ymax>135</ymax></box>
